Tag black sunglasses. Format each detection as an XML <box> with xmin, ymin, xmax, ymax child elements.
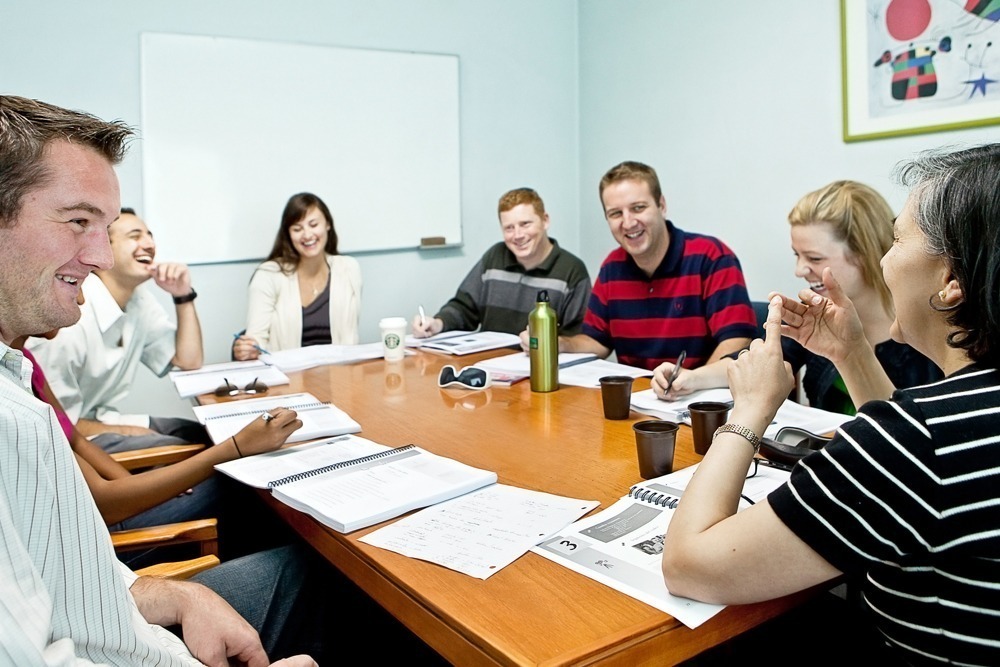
<box><xmin>438</xmin><ymin>365</ymin><xmax>491</xmax><ymax>390</ymax></box>
<box><xmin>214</xmin><ymin>377</ymin><xmax>269</xmax><ymax>397</ymax></box>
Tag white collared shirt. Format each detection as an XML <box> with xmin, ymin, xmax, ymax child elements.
<box><xmin>26</xmin><ymin>275</ymin><xmax>177</xmax><ymax>427</ymax></box>
<box><xmin>0</xmin><ymin>342</ymin><xmax>199</xmax><ymax>665</ymax></box>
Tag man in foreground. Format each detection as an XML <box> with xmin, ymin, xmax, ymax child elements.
<box><xmin>0</xmin><ymin>94</ymin><xmax>317</xmax><ymax>666</ymax></box>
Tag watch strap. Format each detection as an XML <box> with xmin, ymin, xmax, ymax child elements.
<box><xmin>713</xmin><ymin>422</ymin><xmax>761</xmax><ymax>455</ymax></box>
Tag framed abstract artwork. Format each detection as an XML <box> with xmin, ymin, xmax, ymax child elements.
<box><xmin>841</xmin><ymin>0</ymin><xmax>1000</xmax><ymax>142</ymax></box>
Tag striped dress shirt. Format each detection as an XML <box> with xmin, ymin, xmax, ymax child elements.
<box><xmin>770</xmin><ymin>364</ymin><xmax>1000</xmax><ymax>666</ymax></box>
<box><xmin>0</xmin><ymin>343</ymin><xmax>198</xmax><ymax>665</ymax></box>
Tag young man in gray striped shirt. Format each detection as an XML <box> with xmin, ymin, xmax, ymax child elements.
<box><xmin>411</xmin><ymin>187</ymin><xmax>590</xmax><ymax>338</ymax></box>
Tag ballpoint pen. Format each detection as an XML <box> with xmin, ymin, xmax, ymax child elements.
<box><xmin>418</xmin><ymin>305</ymin><xmax>427</xmax><ymax>329</ymax></box>
<box><xmin>233</xmin><ymin>332</ymin><xmax>270</xmax><ymax>356</ymax></box>
<box><xmin>665</xmin><ymin>349</ymin><xmax>687</xmax><ymax>394</ymax></box>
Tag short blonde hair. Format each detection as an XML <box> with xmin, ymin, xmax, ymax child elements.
<box><xmin>788</xmin><ymin>180</ymin><xmax>895</xmax><ymax>313</ymax></box>
<box><xmin>599</xmin><ymin>161</ymin><xmax>663</xmax><ymax>205</ymax></box>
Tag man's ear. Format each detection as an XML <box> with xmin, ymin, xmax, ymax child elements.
<box><xmin>658</xmin><ymin>196</ymin><xmax>667</xmax><ymax>217</ymax></box>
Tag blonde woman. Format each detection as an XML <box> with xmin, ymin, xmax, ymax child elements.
<box><xmin>651</xmin><ymin>180</ymin><xmax>940</xmax><ymax>413</ymax></box>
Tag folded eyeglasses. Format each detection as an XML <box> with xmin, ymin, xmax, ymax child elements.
<box><xmin>437</xmin><ymin>365</ymin><xmax>491</xmax><ymax>390</ymax></box>
<box><xmin>214</xmin><ymin>377</ymin><xmax>269</xmax><ymax>397</ymax></box>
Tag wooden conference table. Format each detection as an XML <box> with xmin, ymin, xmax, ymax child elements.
<box><xmin>201</xmin><ymin>349</ymin><xmax>816</xmax><ymax>666</ymax></box>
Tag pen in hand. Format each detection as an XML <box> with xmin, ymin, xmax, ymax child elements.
<box><xmin>233</xmin><ymin>332</ymin><xmax>270</xmax><ymax>356</ymax></box>
<box><xmin>418</xmin><ymin>305</ymin><xmax>427</xmax><ymax>329</ymax></box>
<box><xmin>665</xmin><ymin>349</ymin><xmax>687</xmax><ymax>394</ymax></box>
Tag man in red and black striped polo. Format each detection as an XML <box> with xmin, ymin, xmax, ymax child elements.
<box><xmin>559</xmin><ymin>161</ymin><xmax>756</xmax><ymax>377</ymax></box>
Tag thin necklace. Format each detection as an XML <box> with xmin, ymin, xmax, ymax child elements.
<box><xmin>309</xmin><ymin>266</ymin><xmax>328</xmax><ymax>297</ymax></box>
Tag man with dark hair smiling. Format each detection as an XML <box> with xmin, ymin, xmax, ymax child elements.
<box><xmin>27</xmin><ymin>205</ymin><xmax>209</xmax><ymax>451</ymax></box>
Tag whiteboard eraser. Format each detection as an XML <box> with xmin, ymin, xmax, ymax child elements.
<box><xmin>420</xmin><ymin>236</ymin><xmax>447</xmax><ymax>247</ymax></box>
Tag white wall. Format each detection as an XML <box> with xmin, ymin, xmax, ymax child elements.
<box><xmin>578</xmin><ymin>0</ymin><xmax>998</xmax><ymax>302</ymax></box>
<box><xmin>4</xmin><ymin>0</ymin><xmax>997</xmax><ymax>418</ymax></box>
<box><xmin>1</xmin><ymin>0</ymin><xmax>581</xmax><ymax>417</ymax></box>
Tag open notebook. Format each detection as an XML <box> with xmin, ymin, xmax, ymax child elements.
<box><xmin>191</xmin><ymin>392</ymin><xmax>361</xmax><ymax>444</ymax></box>
<box><xmin>215</xmin><ymin>435</ymin><xmax>497</xmax><ymax>533</ymax></box>
<box><xmin>533</xmin><ymin>461</ymin><xmax>790</xmax><ymax>629</ymax></box>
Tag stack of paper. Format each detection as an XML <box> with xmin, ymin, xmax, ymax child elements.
<box><xmin>472</xmin><ymin>352</ymin><xmax>650</xmax><ymax>388</ymax></box>
<box><xmin>169</xmin><ymin>360</ymin><xmax>290</xmax><ymax>399</ymax></box>
<box><xmin>262</xmin><ymin>342</ymin><xmax>410</xmax><ymax>372</ymax></box>
<box><xmin>215</xmin><ymin>434</ymin><xmax>390</xmax><ymax>488</ymax></box>
<box><xmin>405</xmin><ymin>330</ymin><xmax>475</xmax><ymax>348</ymax></box>
<box><xmin>192</xmin><ymin>392</ymin><xmax>361</xmax><ymax>444</ymax></box>
<box><xmin>269</xmin><ymin>444</ymin><xmax>498</xmax><ymax>533</ymax></box>
<box><xmin>630</xmin><ymin>388</ymin><xmax>852</xmax><ymax>439</ymax></box>
<box><xmin>361</xmin><ymin>485</ymin><xmax>599</xmax><ymax>579</ymax></box>
<box><xmin>418</xmin><ymin>331</ymin><xmax>521</xmax><ymax>356</ymax></box>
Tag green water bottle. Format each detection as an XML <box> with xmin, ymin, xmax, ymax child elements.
<box><xmin>529</xmin><ymin>290</ymin><xmax>558</xmax><ymax>392</ymax></box>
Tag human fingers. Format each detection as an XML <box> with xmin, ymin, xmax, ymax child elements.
<box><xmin>820</xmin><ymin>267</ymin><xmax>849</xmax><ymax>307</ymax></box>
<box><xmin>518</xmin><ymin>328</ymin><xmax>530</xmax><ymax>352</ymax></box>
<box><xmin>763</xmin><ymin>295</ymin><xmax>783</xmax><ymax>350</ymax></box>
<box><xmin>269</xmin><ymin>657</ymin><xmax>319</xmax><ymax>667</ymax></box>
<box><xmin>650</xmin><ymin>362</ymin><xmax>673</xmax><ymax>397</ymax></box>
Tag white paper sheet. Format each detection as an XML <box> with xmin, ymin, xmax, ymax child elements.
<box><xmin>361</xmin><ymin>484</ymin><xmax>598</xmax><ymax>579</ymax></box>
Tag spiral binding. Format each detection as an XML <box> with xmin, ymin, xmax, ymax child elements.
<box><xmin>267</xmin><ymin>444</ymin><xmax>416</xmax><ymax>488</ymax></box>
<box><xmin>204</xmin><ymin>401</ymin><xmax>329</xmax><ymax>420</ymax></box>
<box><xmin>627</xmin><ymin>484</ymin><xmax>680</xmax><ymax>509</ymax></box>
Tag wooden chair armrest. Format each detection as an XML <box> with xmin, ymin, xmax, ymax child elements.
<box><xmin>111</xmin><ymin>518</ymin><xmax>218</xmax><ymax>557</ymax></box>
<box><xmin>134</xmin><ymin>554</ymin><xmax>220</xmax><ymax>580</ymax></box>
<box><xmin>111</xmin><ymin>443</ymin><xmax>206</xmax><ymax>470</ymax></box>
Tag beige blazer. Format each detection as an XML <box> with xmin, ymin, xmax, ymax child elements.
<box><xmin>245</xmin><ymin>254</ymin><xmax>362</xmax><ymax>351</ymax></box>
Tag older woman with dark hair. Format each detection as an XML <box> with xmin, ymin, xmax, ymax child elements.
<box><xmin>662</xmin><ymin>144</ymin><xmax>1000</xmax><ymax>666</ymax></box>
<box><xmin>234</xmin><ymin>192</ymin><xmax>362</xmax><ymax>359</ymax></box>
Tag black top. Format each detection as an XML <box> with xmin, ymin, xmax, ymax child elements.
<box><xmin>301</xmin><ymin>276</ymin><xmax>332</xmax><ymax>347</ymax></box>
<box><xmin>784</xmin><ymin>338</ymin><xmax>942</xmax><ymax>414</ymax></box>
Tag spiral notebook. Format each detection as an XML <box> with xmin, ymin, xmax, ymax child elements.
<box><xmin>532</xmin><ymin>461</ymin><xmax>790</xmax><ymax>629</ymax></box>
<box><xmin>267</xmin><ymin>442</ymin><xmax>498</xmax><ymax>533</ymax></box>
<box><xmin>191</xmin><ymin>392</ymin><xmax>361</xmax><ymax>445</ymax></box>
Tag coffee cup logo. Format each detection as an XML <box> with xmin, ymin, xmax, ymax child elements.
<box><xmin>385</xmin><ymin>333</ymin><xmax>401</xmax><ymax>349</ymax></box>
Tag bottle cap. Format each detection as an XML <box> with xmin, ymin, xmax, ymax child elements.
<box><xmin>537</xmin><ymin>289</ymin><xmax>550</xmax><ymax>303</ymax></box>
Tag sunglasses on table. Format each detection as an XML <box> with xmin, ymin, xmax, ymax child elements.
<box><xmin>214</xmin><ymin>377</ymin><xmax>269</xmax><ymax>396</ymax></box>
<box><xmin>438</xmin><ymin>365</ymin><xmax>492</xmax><ymax>390</ymax></box>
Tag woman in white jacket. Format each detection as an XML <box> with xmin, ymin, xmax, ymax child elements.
<box><xmin>234</xmin><ymin>193</ymin><xmax>361</xmax><ymax>359</ymax></box>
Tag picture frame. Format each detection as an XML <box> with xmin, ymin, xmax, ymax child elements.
<box><xmin>841</xmin><ymin>0</ymin><xmax>1000</xmax><ymax>142</ymax></box>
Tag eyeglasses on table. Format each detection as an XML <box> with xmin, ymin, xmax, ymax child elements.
<box><xmin>214</xmin><ymin>377</ymin><xmax>269</xmax><ymax>396</ymax></box>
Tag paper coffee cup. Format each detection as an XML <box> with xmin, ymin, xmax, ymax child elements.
<box><xmin>379</xmin><ymin>316</ymin><xmax>407</xmax><ymax>361</ymax></box>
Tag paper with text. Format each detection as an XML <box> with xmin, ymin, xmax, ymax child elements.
<box><xmin>213</xmin><ymin>435</ymin><xmax>390</xmax><ymax>488</ymax></box>
<box><xmin>192</xmin><ymin>392</ymin><xmax>361</xmax><ymax>444</ymax></box>
<box><xmin>630</xmin><ymin>388</ymin><xmax>851</xmax><ymax>439</ymax></box>
<box><xmin>271</xmin><ymin>445</ymin><xmax>497</xmax><ymax>533</ymax></box>
<box><xmin>361</xmin><ymin>484</ymin><xmax>598</xmax><ymax>579</ymax></box>
<box><xmin>532</xmin><ymin>462</ymin><xmax>790</xmax><ymax>629</ymax></box>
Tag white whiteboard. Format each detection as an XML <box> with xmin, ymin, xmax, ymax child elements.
<box><xmin>140</xmin><ymin>33</ymin><xmax>461</xmax><ymax>263</ymax></box>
